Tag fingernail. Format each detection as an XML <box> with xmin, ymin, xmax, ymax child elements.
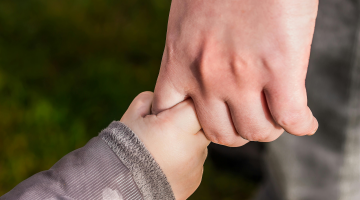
<box><xmin>308</xmin><ymin>129</ymin><xmax>317</xmax><ymax>136</ymax></box>
<box><xmin>308</xmin><ymin>118</ymin><xmax>319</xmax><ymax>136</ymax></box>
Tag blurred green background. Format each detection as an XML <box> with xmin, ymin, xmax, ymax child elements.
<box><xmin>0</xmin><ymin>0</ymin><xmax>261</xmax><ymax>199</ymax></box>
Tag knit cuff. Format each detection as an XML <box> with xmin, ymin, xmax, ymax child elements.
<box><xmin>100</xmin><ymin>121</ymin><xmax>175</xmax><ymax>200</ymax></box>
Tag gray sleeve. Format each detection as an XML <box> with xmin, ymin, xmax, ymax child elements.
<box><xmin>1</xmin><ymin>121</ymin><xmax>175</xmax><ymax>200</ymax></box>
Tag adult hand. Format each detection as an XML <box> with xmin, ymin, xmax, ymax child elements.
<box><xmin>153</xmin><ymin>0</ymin><xmax>319</xmax><ymax>146</ymax></box>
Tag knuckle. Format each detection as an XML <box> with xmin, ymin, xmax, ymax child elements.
<box><xmin>196</xmin><ymin>52</ymin><xmax>224</xmax><ymax>88</ymax></box>
<box><xmin>231</xmin><ymin>54</ymin><xmax>252</xmax><ymax>76</ymax></box>
<box><xmin>198</xmin><ymin>59</ymin><xmax>214</xmax><ymax>83</ymax></box>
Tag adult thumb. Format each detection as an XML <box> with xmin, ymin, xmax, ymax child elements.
<box><xmin>152</xmin><ymin>63</ymin><xmax>186</xmax><ymax>115</ymax></box>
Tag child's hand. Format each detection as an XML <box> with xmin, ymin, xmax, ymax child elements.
<box><xmin>120</xmin><ymin>92</ymin><xmax>210</xmax><ymax>200</ymax></box>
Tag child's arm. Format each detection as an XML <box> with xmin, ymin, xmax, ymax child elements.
<box><xmin>1</xmin><ymin>92</ymin><xmax>209</xmax><ymax>200</ymax></box>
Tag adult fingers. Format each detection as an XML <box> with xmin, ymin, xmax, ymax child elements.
<box><xmin>193</xmin><ymin>97</ymin><xmax>249</xmax><ymax>147</ymax></box>
<box><xmin>265</xmin><ymin>79</ymin><xmax>318</xmax><ymax>136</ymax></box>
<box><xmin>152</xmin><ymin>63</ymin><xmax>187</xmax><ymax>115</ymax></box>
<box><xmin>227</xmin><ymin>90</ymin><xmax>284</xmax><ymax>142</ymax></box>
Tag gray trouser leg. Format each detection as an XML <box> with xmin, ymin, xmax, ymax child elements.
<box><xmin>261</xmin><ymin>0</ymin><xmax>360</xmax><ymax>199</ymax></box>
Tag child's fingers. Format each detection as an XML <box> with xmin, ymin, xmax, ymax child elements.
<box><xmin>121</xmin><ymin>91</ymin><xmax>153</xmax><ymax>121</ymax></box>
<box><xmin>193</xmin><ymin>130</ymin><xmax>210</xmax><ymax>167</ymax></box>
<box><xmin>195</xmin><ymin>130</ymin><xmax>211</xmax><ymax>148</ymax></box>
<box><xmin>157</xmin><ymin>98</ymin><xmax>202</xmax><ymax>135</ymax></box>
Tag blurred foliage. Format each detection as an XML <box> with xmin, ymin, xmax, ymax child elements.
<box><xmin>0</xmin><ymin>0</ymin><xmax>257</xmax><ymax>199</ymax></box>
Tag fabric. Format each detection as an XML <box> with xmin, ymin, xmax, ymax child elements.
<box><xmin>1</xmin><ymin>121</ymin><xmax>175</xmax><ymax>200</ymax></box>
<box><xmin>101</xmin><ymin>122</ymin><xmax>175</xmax><ymax>200</ymax></box>
<box><xmin>258</xmin><ymin>0</ymin><xmax>360</xmax><ymax>199</ymax></box>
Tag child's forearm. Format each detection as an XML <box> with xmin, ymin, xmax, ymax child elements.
<box><xmin>1</xmin><ymin>121</ymin><xmax>175</xmax><ymax>200</ymax></box>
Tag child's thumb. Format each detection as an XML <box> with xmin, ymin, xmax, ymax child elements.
<box><xmin>122</xmin><ymin>91</ymin><xmax>153</xmax><ymax>121</ymax></box>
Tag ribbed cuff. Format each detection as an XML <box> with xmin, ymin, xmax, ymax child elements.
<box><xmin>100</xmin><ymin>121</ymin><xmax>175</xmax><ymax>200</ymax></box>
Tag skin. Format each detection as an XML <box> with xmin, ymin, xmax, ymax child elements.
<box><xmin>121</xmin><ymin>92</ymin><xmax>210</xmax><ymax>200</ymax></box>
<box><xmin>153</xmin><ymin>0</ymin><xmax>319</xmax><ymax>147</ymax></box>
